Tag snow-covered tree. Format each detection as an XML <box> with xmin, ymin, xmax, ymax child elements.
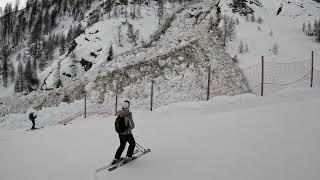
<box><xmin>157</xmin><ymin>0</ymin><xmax>164</xmax><ymax>26</ymax></box>
<box><xmin>14</xmin><ymin>60</ymin><xmax>24</xmax><ymax>93</ymax></box>
<box><xmin>245</xmin><ymin>44</ymin><xmax>249</xmax><ymax>53</ymax></box>
<box><xmin>60</xmin><ymin>34</ymin><xmax>66</xmax><ymax>55</ymax></box>
<box><xmin>127</xmin><ymin>23</ymin><xmax>140</xmax><ymax>46</ymax></box>
<box><xmin>208</xmin><ymin>15</ymin><xmax>215</xmax><ymax>32</ymax></box>
<box><xmin>117</xmin><ymin>25</ymin><xmax>123</xmax><ymax>47</ymax></box>
<box><xmin>107</xmin><ymin>44</ymin><xmax>113</xmax><ymax>62</ymax></box>
<box><xmin>70</xmin><ymin>52</ymin><xmax>77</xmax><ymax>77</ymax></box>
<box><xmin>251</xmin><ymin>14</ymin><xmax>255</xmax><ymax>22</ymax></box>
<box><xmin>238</xmin><ymin>40</ymin><xmax>244</xmax><ymax>54</ymax></box>
<box><xmin>257</xmin><ymin>17</ymin><xmax>263</xmax><ymax>24</ymax></box>
<box><xmin>53</xmin><ymin>61</ymin><xmax>62</xmax><ymax>88</ymax></box>
<box><xmin>272</xmin><ymin>43</ymin><xmax>279</xmax><ymax>55</ymax></box>
<box><xmin>23</xmin><ymin>58</ymin><xmax>33</xmax><ymax>92</ymax></box>
<box><xmin>269</xmin><ymin>30</ymin><xmax>273</xmax><ymax>37</ymax></box>
<box><xmin>1</xmin><ymin>45</ymin><xmax>10</xmax><ymax>87</ymax></box>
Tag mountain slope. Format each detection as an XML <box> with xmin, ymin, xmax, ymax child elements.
<box><xmin>219</xmin><ymin>0</ymin><xmax>320</xmax><ymax>68</ymax></box>
<box><xmin>0</xmin><ymin>0</ymin><xmax>250</xmax><ymax>119</ymax></box>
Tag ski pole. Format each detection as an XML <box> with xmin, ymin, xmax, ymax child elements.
<box><xmin>136</xmin><ymin>142</ymin><xmax>147</xmax><ymax>151</ymax></box>
<box><xmin>134</xmin><ymin>142</ymin><xmax>145</xmax><ymax>151</ymax></box>
<box><xmin>135</xmin><ymin>144</ymin><xmax>143</xmax><ymax>152</ymax></box>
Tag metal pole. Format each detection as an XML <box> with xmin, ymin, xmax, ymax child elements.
<box><xmin>84</xmin><ymin>91</ymin><xmax>87</xmax><ymax>118</ymax></box>
<box><xmin>150</xmin><ymin>81</ymin><xmax>154</xmax><ymax>111</ymax></box>
<box><xmin>311</xmin><ymin>51</ymin><xmax>314</xmax><ymax>87</ymax></box>
<box><xmin>207</xmin><ymin>66</ymin><xmax>211</xmax><ymax>101</ymax></box>
<box><xmin>115</xmin><ymin>83</ymin><xmax>118</xmax><ymax>116</ymax></box>
<box><xmin>261</xmin><ymin>56</ymin><xmax>264</xmax><ymax>96</ymax></box>
<box><xmin>136</xmin><ymin>142</ymin><xmax>147</xmax><ymax>151</ymax></box>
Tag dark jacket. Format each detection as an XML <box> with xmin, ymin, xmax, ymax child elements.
<box><xmin>29</xmin><ymin>113</ymin><xmax>36</xmax><ymax>121</ymax></box>
<box><xmin>116</xmin><ymin>110</ymin><xmax>134</xmax><ymax>135</ymax></box>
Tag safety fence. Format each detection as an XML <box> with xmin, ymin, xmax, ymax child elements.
<box><xmin>59</xmin><ymin>51</ymin><xmax>320</xmax><ymax>124</ymax></box>
<box><xmin>243</xmin><ymin>51</ymin><xmax>319</xmax><ymax>96</ymax></box>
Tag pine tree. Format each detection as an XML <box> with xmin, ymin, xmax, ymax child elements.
<box><xmin>238</xmin><ymin>40</ymin><xmax>244</xmax><ymax>54</ymax></box>
<box><xmin>269</xmin><ymin>30</ymin><xmax>273</xmax><ymax>37</ymax></box>
<box><xmin>29</xmin><ymin>2</ymin><xmax>38</xmax><ymax>30</ymax></box>
<box><xmin>70</xmin><ymin>52</ymin><xmax>77</xmax><ymax>77</ymax></box>
<box><xmin>117</xmin><ymin>25</ymin><xmax>123</xmax><ymax>47</ymax></box>
<box><xmin>23</xmin><ymin>57</ymin><xmax>32</xmax><ymax>92</ymax></box>
<box><xmin>14</xmin><ymin>0</ymin><xmax>20</xmax><ymax>12</ymax></box>
<box><xmin>228</xmin><ymin>17</ymin><xmax>235</xmax><ymax>41</ymax></box>
<box><xmin>307</xmin><ymin>22</ymin><xmax>312</xmax><ymax>36</ymax></box>
<box><xmin>272</xmin><ymin>43</ymin><xmax>279</xmax><ymax>55</ymax></box>
<box><xmin>251</xmin><ymin>14</ymin><xmax>255</xmax><ymax>22</ymax></box>
<box><xmin>104</xmin><ymin>0</ymin><xmax>114</xmax><ymax>19</ymax></box>
<box><xmin>127</xmin><ymin>23</ymin><xmax>138</xmax><ymax>46</ymax></box>
<box><xmin>2</xmin><ymin>3</ymin><xmax>13</xmax><ymax>42</ymax></box>
<box><xmin>8</xmin><ymin>59</ymin><xmax>15</xmax><ymax>83</ymax></box>
<box><xmin>317</xmin><ymin>26</ymin><xmax>320</xmax><ymax>42</ymax></box>
<box><xmin>14</xmin><ymin>60</ymin><xmax>24</xmax><ymax>93</ymax></box>
<box><xmin>1</xmin><ymin>45</ymin><xmax>10</xmax><ymax>87</ymax></box>
<box><xmin>223</xmin><ymin>15</ymin><xmax>229</xmax><ymax>46</ymax></box>
<box><xmin>208</xmin><ymin>15</ymin><xmax>214</xmax><ymax>32</ymax></box>
<box><xmin>245</xmin><ymin>44</ymin><xmax>249</xmax><ymax>53</ymax></box>
<box><xmin>43</xmin><ymin>9</ymin><xmax>51</xmax><ymax>34</ymax></box>
<box><xmin>107</xmin><ymin>44</ymin><xmax>113</xmax><ymax>62</ymax></box>
<box><xmin>157</xmin><ymin>0</ymin><xmax>164</xmax><ymax>27</ymax></box>
<box><xmin>60</xmin><ymin>34</ymin><xmax>66</xmax><ymax>55</ymax></box>
<box><xmin>50</xmin><ymin>8</ymin><xmax>58</xmax><ymax>29</ymax></box>
<box><xmin>66</xmin><ymin>26</ymin><xmax>74</xmax><ymax>43</ymax></box>
<box><xmin>54</xmin><ymin>61</ymin><xmax>62</xmax><ymax>88</ymax></box>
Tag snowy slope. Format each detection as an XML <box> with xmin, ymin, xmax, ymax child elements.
<box><xmin>0</xmin><ymin>87</ymin><xmax>320</xmax><ymax>180</ymax></box>
<box><xmin>220</xmin><ymin>0</ymin><xmax>320</xmax><ymax>68</ymax></box>
<box><xmin>0</xmin><ymin>0</ymin><xmax>27</xmax><ymax>10</ymax></box>
<box><xmin>0</xmin><ymin>0</ymin><xmax>250</xmax><ymax>118</ymax></box>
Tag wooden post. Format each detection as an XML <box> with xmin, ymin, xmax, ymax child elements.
<box><xmin>84</xmin><ymin>91</ymin><xmax>87</xmax><ymax>118</ymax></box>
<box><xmin>207</xmin><ymin>66</ymin><xmax>211</xmax><ymax>101</ymax></box>
<box><xmin>311</xmin><ymin>51</ymin><xmax>314</xmax><ymax>87</ymax></box>
<box><xmin>151</xmin><ymin>81</ymin><xmax>154</xmax><ymax>111</ymax></box>
<box><xmin>261</xmin><ymin>56</ymin><xmax>264</xmax><ymax>96</ymax></box>
<box><xmin>115</xmin><ymin>83</ymin><xmax>118</xmax><ymax>116</ymax></box>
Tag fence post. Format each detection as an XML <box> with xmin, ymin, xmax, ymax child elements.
<box><xmin>311</xmin><ymin>51</ymin><xmax>314</xmax><ymax>87</ymax></box>
<box><xmin>84</xmin><ymin>90</ymin><xmax>87</xmax><ymax>118</ymax></box>
<box><xmin>261</xmin><ymin>56</ymin><xmax>264</xmax><ymax>96</ymax></box>
<box><xmin>115</xmin><ymin>83</ymin><xmax>118</xmax><ymax>116</ymax></box>
<box><xmin>150</xmin><ymin>81</ymin><xmax>154</xmax><ymax>111</ymax></box>
<box><xmin>207</xmin><ymin>66</ymin><xmax>211</xmax><ymax>101</ymax></box>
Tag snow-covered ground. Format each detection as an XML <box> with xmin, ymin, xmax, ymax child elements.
<box><xmin>220</xmin><ymin>0</ymin><xmax>320</xmax><ymax>68</ymax></box>
<box><xmin>0</xmin><ymin>87</ymin><xmax>320</xmax><ymax>180</ymax></box>
<box><xmin>0</xmin><ymin>0</ymin><xmax>27</xmax><ymax>10</ymax></box>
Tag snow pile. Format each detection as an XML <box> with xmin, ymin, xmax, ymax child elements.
<box><xmin>87</xmin><ymin>0</ymin><xmax>249</xmax><ymax>108</ymax></box>
<box><xmin>0</xmin><ymin>0</ymin><xmax>27</xmax><ymax>10</ymax></box>
<box><xmin>0</xmin><ymin>87</ymin><xmax>320</xmax><ymax>180</ymax></box>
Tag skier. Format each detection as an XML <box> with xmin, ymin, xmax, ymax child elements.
<box><xmin>112</xmin><ymin>100</ymin><xmax>136</xmax><ymax>164</ymax></box>
<box><xmin>29</xmin><ymin>112</ymin><xmax>37</xmax><ymax>130</ymax></box>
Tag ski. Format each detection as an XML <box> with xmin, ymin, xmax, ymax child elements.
<box><xmin>95</xmin><ymin>149</ymin><xmax>140</xmax><ymax>173</ymax></box>
<box><xmin>25</xmin><ymin>127</ymin><xmax>44</xmax><ymax>131</ymax></box>
<box><xmin>108</xmin><ymin>148</ymin><xmax>151</xmax><ymax>172</ymax></box>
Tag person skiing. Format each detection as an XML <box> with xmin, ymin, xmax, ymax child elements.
<box><xmin>112</xmin><ymin>100</ymin><xmax>136</xmax><ymax>164</ymax></box>
<box><xmin>29</xmin><ymin>112</ymin><xmax>37</xmax><ymax>130</ymax></box>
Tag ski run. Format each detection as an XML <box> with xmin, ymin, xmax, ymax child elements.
<box><xmin>0</xmin><ymin>87</ymin><xmax>320</xmax><ymax>180</ymax></box>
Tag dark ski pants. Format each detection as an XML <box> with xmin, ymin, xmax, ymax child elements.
<box><xmin>115</xmin><ymin>134</ymin><xmax>136</xmax><ymax>159</ymax></box>
<box><xmin>30</xmin><ymin>119</ymin><xmax>35</xmax><ymax>129</ymax></box>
